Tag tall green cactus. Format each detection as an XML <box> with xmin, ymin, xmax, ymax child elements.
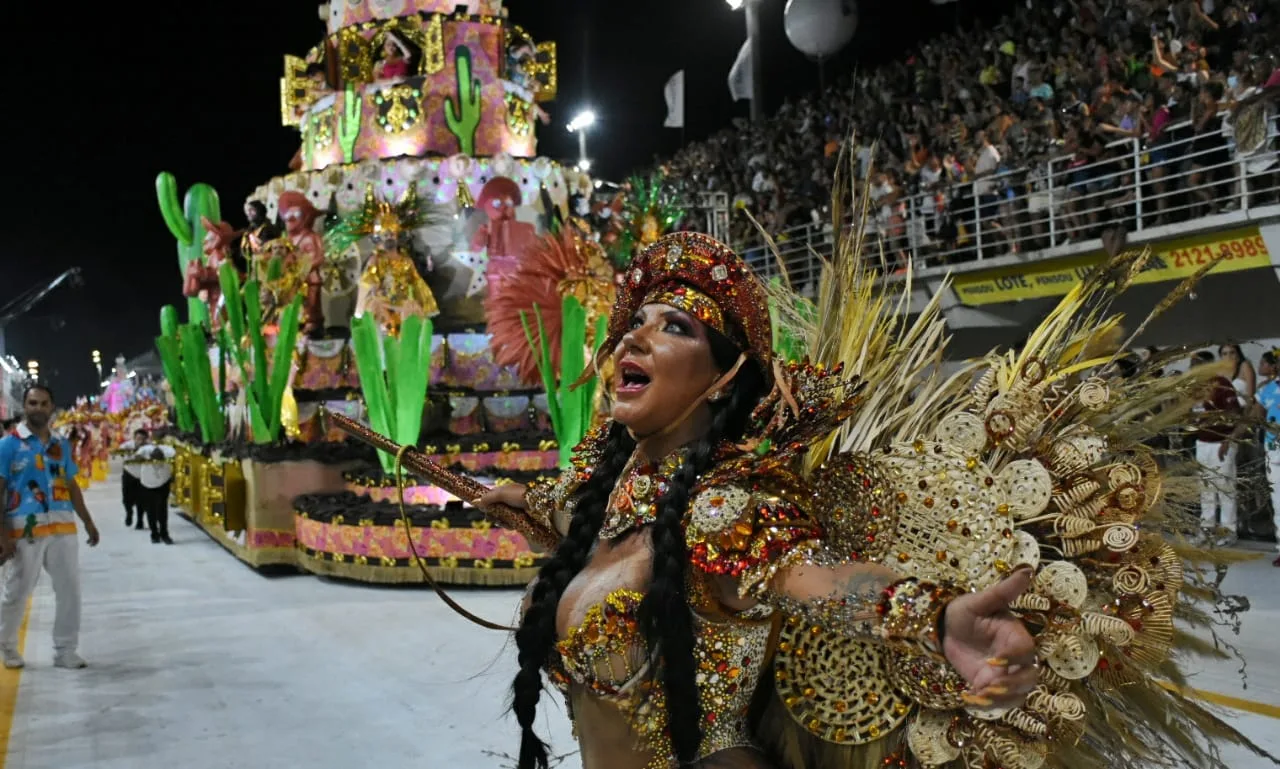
<box><xmin>521</xmin><ymin>297</ymin><xmax>607</xmax><ymax>468</ymax></box>
<box><xmin>179</xmin><ymin>324</ymin><xmax>226</xmax><ymax>444</ymax></box>
<box><xmin>218</xmin><ymin>263</ymin><xmax>302</xmax><ymax>443</ymax></box>
<box><xmin>350</xmin><ymin>315</ymin><xmax>432</xmax><ymax>473</ymax></box>
<box><xmin>339</xmin><ymin>83</ymin><xmax>362</xmax><ymax>164</ymax></box>
<box><xmin>155</xmin><ymin>305</ymin><xmax>195</xmax><ymax>433</ymax></box>
<box><xmin>156</xmin><ymin>172</ymin><xmax>221</xmax><ymax>324</ymax></box>
<box><xmin>444</xmin><ymin>46</ymin><xmax>483</xmax><ymax>156</ymax></box>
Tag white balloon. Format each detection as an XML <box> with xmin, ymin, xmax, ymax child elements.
<box><xmin>783</xmin><ymin>0</ymin><xmax>858</xmax><ymax>59</ymax></box>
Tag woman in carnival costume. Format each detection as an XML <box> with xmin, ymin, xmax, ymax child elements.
<box><xmin>471</xmin><ymin>214</ymin><xmax>1275</xmax><ymax>769</ymax></box>
<box><xmin>346</xmin><ymin>173</ymin><xmax>1274</xmax><ymax>767</ymax></box>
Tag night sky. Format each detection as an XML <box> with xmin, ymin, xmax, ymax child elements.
<box><xmin>8</xmin><ymin>0</ymin><xmax>991</xmax><ymax>404</ymax></box>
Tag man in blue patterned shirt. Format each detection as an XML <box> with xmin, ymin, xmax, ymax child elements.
<box><xmin>0</xmin><ymin>384</ymin><xmax>100</xmax><ymax>669</ymax></box>
<box><xmin>1255</xmin><ymin>351</ymin><xmax>1280</xmax><ymax>567</ymax></box>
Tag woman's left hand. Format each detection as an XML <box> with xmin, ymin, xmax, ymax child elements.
<box><xmin>941</xmin><ymin>567</ymin><xmax>1039</xmax><ymax>710</ymax></box>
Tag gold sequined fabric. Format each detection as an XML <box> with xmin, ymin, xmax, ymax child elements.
<box><xmin>358</xmin><ymin>251</ymin><xmax>439</xmax><ymax>333</ymax></box>
<box><xmin>551</xmin><ymin>586</ymin><xmax>773</xmax><ymax>769</ymax></box>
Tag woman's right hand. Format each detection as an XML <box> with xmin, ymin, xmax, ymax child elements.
<box><xmin>477</xmin><ymin>483</ymin><xmax>527</xmax><ymax>512</ymax></box>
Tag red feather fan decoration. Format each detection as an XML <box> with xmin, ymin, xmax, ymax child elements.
<box><xmin>484</xmin><ymin>221</ymin><xmax>616</xmax><ymax>386</ymax></box>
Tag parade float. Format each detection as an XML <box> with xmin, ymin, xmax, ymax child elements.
<box><xmin>152</xmin><ymin>0</ymin><xmax>615</xmax><ymax>585</ymax></box>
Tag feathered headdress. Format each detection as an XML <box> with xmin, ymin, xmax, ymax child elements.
<box><xmin>603</xmin><ymin>173</ymin><xmax>687</xmax><ymax>269</ymax></box>
<box><xmin>323</xmin><ymin>184</ymin><xmax>427</xmax><ymax>257</ymax></box>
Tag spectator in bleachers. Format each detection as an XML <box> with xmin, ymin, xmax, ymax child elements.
<box><xmin>657</xmin><ymin>0</ymin><xmax>1280</xmax><ymax>270</ymax></box>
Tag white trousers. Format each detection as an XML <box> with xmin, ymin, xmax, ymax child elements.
<box><xmin>1196</xmin><ymin>440</ymin><xmax>1238</xmax><ymax>531</ymax></box>
<box><xmin>1267</xmin><ymin>448</ymin><xmax>1280</xmax><ymax>552</ymax></box>
<box><xmin>0</xmin><ymin>534</ymin><xmax>80</xmax><ymax>654</ymax></box>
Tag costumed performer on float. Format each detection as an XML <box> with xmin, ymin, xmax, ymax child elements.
<box><xmin>338</xmin><ymin>223</ymin><xmax>1273</xmax><ymax>767</ymax></box>
<box><xmin>472</xmin><ymin>177</ymin><xmax>538</xmax><ymax>294</ymax></box>
<box><xmin>270</xmin><ymin>192</ymin><xmax>326</xmax><ymax>334</ymax></box>
<box><xmin>352</xmin><ymin>186</ymin><xmax>439</xmax><ymax>337</ymax></box>
<box><xmin>375</xmin><ymin>32</ymin><xmax>411</xmax><ymax>82</ymax></box>
<box><xmin>197</xmin><ymin>216</ymin><xmax>243</xmax><ymax>328</ymax></box>
<box><xmin>240</xmin><ymin>201</ymin><xmax>279</xmax><ymax>278</ymax></box>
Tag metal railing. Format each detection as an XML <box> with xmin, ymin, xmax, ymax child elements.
<box><xmin>731</xmin><ymin>112</ymin><xmax>1280</xmax><ymax>292</ymax></box>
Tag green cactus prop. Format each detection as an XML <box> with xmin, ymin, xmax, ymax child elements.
<box><xmin>218</xmin><ymin>263</ymin><xmax>302</xmax><ymax>443</ymax></box>
<box><xmin>178</xmin><ymin>324</ymin><xmax>225</xmax><ymax>444</ymax></box>
<box><xmin>521</xmin><ymin>297</ymin><xmax>607</xmax><ymax>468</ymax></box>
<box><xmin>339</xmin><ymin>83</ymin><xmax>363</xmax><ymax>164</ymax></box>
<box><xmin>155</xmin><ymin>305</ymin><xmax>195</xmax><ymax>433</ymax></box>
<box><xmin>350</xmin><ymin>315</ymin><xmax>433</xmax><ymax>473</ymax></box>
<box><xmin>156</xmin><ymin>172</ymin><xmax>221</xmax><ymax>324</ymax></box>
<box><xmin>444</xmin><ymin>46</ymin><xmax>483</xmax><ymax>156</ymax></box>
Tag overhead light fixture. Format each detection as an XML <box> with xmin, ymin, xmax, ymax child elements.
<box><xmin>567</xmin><ymin>110</ymin><xmax>596</xmax><ymax>133</ymax></box>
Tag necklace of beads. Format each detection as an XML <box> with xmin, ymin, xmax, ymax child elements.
<box><xmin>599</xmin><ymin>451</ymin><xmax>685</xmax><ymax>540</ymax></box>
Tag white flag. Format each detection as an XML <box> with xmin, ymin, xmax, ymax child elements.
<box><xmin>664</xmin><ymin>71</ymin><xmax>685</xmax><ymax>128</ymax></box>
<box><xmin>728</xmin><ymin>39</ymin><xmax>752</xmax><ymax>102</ymax></box>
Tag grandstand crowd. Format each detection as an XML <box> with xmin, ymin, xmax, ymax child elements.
<box><xmin>659</xmin><ymin>0</ymin><xmax>1280</xmax><ymax>268</ymax></box>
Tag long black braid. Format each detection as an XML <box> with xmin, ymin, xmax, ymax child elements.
<box><xmin>513</xmin><ymin>421</ymin><xmax>635</xmax><ymax>769</ymax></box>
<box><xmin>513</xmin><ymin>329</ymin><xmax>768</xmax><ymax>769</ymax></box>
<box><xmin>641</xmin><ymin>336</ymin><xmax>766</xmax><ymax>764</ymax></box>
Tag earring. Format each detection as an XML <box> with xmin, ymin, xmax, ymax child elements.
<box><xmin>708</xmin><ymin>391</ymin><xmax>725</xmax><ymax>403</ymax></box>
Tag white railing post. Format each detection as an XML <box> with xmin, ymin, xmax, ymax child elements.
<box><xmin>1131</xmin><ymin>138</ymin><xmax>1144</xmax><ymax>231</ymax></box>
<box><xmin>1046</xmin><ymin>158</ymin><xmax>1057</xmax><ymax>248</ymax></box>
<box><xmin>973</xmin><ymin>181</ymin><xmax>983</xmax><ymax>259</ymax></box>
<box><xmin>910</xmin><ymin>194</ymin><xmax>921</xmax><ymax>268</ymax></box>
<box><xmin>1240</xmin><ymin>154</ymin><xmax>1249</xmax><ymax>214</ymax></box>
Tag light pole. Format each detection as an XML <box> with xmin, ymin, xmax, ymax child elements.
<box><xmin>26</xmin><ymin>359</ymin><xmax>38</xmax><ymax>382</ymax></box>
<box><xmin>727</xmin><ymin>0</ymin><xmax>765</xmax><ymax>123</ymax></box>
<box><xmin>567</xmin><ymin>109</ymin><xmax>596</xmax><ymax>173</ymax></box>
<box><xmin>91</xmin><ymin>349</ymin><xmax>102</xmax><ymax>381</ymax></box>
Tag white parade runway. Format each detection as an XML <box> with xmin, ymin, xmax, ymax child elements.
<box><xmin>0</xmin><ymin>473</ymin><xmax>1277</xmax><ymax>769</ymax></box>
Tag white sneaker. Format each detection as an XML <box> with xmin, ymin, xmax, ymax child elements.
<box><xmin>2</xmin><ymin>649</ymin><xmax>24</xmax><ymax>669</ymax></box>
<box><xmin>53</xmin><ymin>652</ymin><xmax>87</xmax><ymax>669</ymax></box>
